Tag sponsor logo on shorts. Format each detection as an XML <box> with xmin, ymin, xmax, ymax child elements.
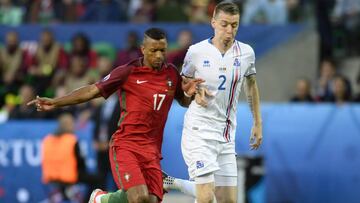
<box><xmin>196</xmin><ymin>161</ymin><xmax>204</xmax><ymax>169</ymax></box>
<box><xmin>124</xmin><ymin>173</ymin><xmax>131</xmax><ymax>182</ymax></box>
<box><xmin>192</xmin><ymin>127</ymin><xmax>199</xmax><ymax>130</ymax></box>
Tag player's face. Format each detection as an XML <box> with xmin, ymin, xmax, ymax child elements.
<box><xmin>212</xmin><ymin>11</ymin><xmax>240</xmax><ymax>45</ymax></box>
<box><xmin>142</xmin><ymin>38</ymin><xmax>167</xmax><ymax>69</ymax></box>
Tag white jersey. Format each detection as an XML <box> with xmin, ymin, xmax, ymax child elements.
<box><xmin>181</xmin><ymin>38</ymin><xmax>256</xmax><ymax>142</ymax></box>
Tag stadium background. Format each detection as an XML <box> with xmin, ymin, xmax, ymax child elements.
<box><xmin>0</xmin><ymin>0</ymin><xmax>359</xmax><ymax>203</ymax></box>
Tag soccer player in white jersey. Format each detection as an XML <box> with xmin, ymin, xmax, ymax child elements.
<box><xmin>180</xmin><ymin>2</ymin><xmax>263</xmax><ymax>203</ymax></box>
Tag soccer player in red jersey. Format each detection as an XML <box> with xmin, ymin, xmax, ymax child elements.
<box><xmin>28</xmin><ymin>28</ymin><xmax>204</xmax><ymax>203</ymax></box>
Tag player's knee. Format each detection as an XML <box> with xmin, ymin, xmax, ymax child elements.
<box><xmin>137</xmin><ymin>194</ymin><xmax>150</xmax><ymax>203</ymax></box>
<box><xmin>216</xmin><ymin>195</ymin><xmax>236</xmax><ymax>203</ymax></box>
<box><xmin>197</xmin><ymin>191</ymin><xmax>214</xmax><ymax>203</ymax></box>
<box><xmin>128</xmin><ymin>193</ymin><xmax>150</xmax><ymax>203</ymax></box>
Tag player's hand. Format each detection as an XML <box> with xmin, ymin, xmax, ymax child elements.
<box><xmin>250</xmin><ymin>123</ymin><xmax>262</xmax><ymax>150</ymax></box>
<box><xmin>195</xmin><ymin>86</ymin><xmax>212</xmax><ymax>107</ymax></box>
<box><xmin>181</xmin><ymin>76</ymin><xmax>205</xmax><ymax>96</ymax></box>
<box><xmin>27</xmin><ymin>96</ymin><xmax>56</xmax><ymax>111</ymax></box>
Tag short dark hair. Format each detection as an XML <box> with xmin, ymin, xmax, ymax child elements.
<box><xmin>214</xmin><ymin>1</ymin><xmax>240</xmax><ymax>17</ymax></box>
<box><xmin>144</xmin><ymin>28</ymin><xmax>166</xmax><ymax>40</ymax></box>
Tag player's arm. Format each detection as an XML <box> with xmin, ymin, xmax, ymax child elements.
<box><xmin>176</xmin><ymin>47</ymin><xmax>208</xmax><ymax>107</ymax></box>
<box><xmin>27</xmin><ymin>84</ymin><xmax>101</xmax><ymax>111</ymax></box>
<box><xmin>176</xmin><ymin>76</ymin><xmax>204</xmax><ymax>107</ymax></box>
<box><xmin>28</xmin><ymin>64</ymin><xmax>132</xmax><ymax>111</ymax></box>
<box><xmin>244</xmin><ymin>74</ymin><xmax>263</xmax><ymax>150</ymax></box>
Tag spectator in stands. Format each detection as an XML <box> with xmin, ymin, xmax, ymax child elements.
<box><xmin>167</xmin><ymin>29</ymin><xmax>193</xmax><ymax>70</ymax></box>
<box><xmin>53</xmin><ymin>0</ymin><xmax>83</xmax><ymax>23</ymax></box>
<box><xmin>290</xmin><ymin>78</ymin><xmax>314</xmax><ymax>102</ymax></box>
<box><xmin>287</xmin><ymin>0</ymin><xmax>305</xmax><ymax>22</ymax></box>
<box><xmin>9</xmin><ymin>84</ymin><xmax>46</xmax><ymax>119</ymax></box>
<box><xmin>114</xmin><ymin>31</ymin><xmax>142</xmax><ymax>67</ymax></box>
<box><xmin>69</xmin><ymin>32</ymin><xmax>98</xmax><ymax>69</ymax></box>
<box><xmin>131</xmin><ymin>0</ymin><xmax>156</xmax><ymax>23</ymax></box>
<box><xmin>155</xmin><ymin>0</ymin><xmax>188</xmax><ymax>22</ymax></box>
<box><xmin>0</xmin><ymin>31</ymin><xmax>28</xmax><ymax>106</ymax></box>
<box><xmin>27</xmin><ymin>29</ymin><xmax>68</xmax><ymax>96</ymax></box>
<box><xmin>315</xmin><ymin>59</ymin><xmax>337</xmax><ymax>101</ymax></box>
<box><xmin>0</xmin><ymin>0</ymin><xmax>24</xmax><ymax>25</ymax></box>
<box><xmin>27</xmin><ymin>0</ymin><xmax>57</xmax><ymax>24</ymax></box>
<box><xmin>188</xmin><ymin>0</ymin><xmax>210</xmax><ymax>23</ymax></box>
<box><xmin>42</xmin><ymin>113</ymin><xmax>101</xmax><ymax>202</ymax></box>
<box><xmin>332</xmin><ymin>0</ymin><xmax>360</xmax><ymax>56</ymax></box>
<box><xmin>241</xmin><ymin>0</ymin><xmax>291</xmax><ymax>25</ymax></box>
<box><xmin>97</xmin><ymin>56</ymin><xmax>113</xmax><ymax>79</ymax></box>
<box><xmin>315</xmin><ymin>0</ymin><xmax>335</xmax><ymax>62</ymax></box>
<box><xmin>331</xmin><ymin>75</ymin><xmax>352</xmax><ymax>104</ymax></box>
<box><xmin>64</xmin><ymin>56</ymin><xmax>97</xmax><ymax>93</ymax></box>
<box><xmin>80</xmin><ymin>0</ymin><xmax>126</xmax><ymax>22</ymax></box>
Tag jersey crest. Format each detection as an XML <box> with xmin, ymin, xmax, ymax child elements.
<box><xmin>166</xmin><ymin>77</ymin><xmax>175</xmax><ymax>96</ymax></box>
<box><xmin>233</xmin><ymin>58</ymin><xmax>241</xmax><ymax>67</ymax></box>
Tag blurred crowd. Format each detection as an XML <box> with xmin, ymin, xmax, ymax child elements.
<box><xmin>290</xmin><ymin>0</ymin><xmax>360</xmax><ymax>104</ymax></box>
<box><xmin>0</xmin><ymin>0</ymin><xmax>306</xmax><ymax>25</ymax></box>
<box><xmin>290</xmin><ymin>58</ymin><xmax>360</xmax><ymax>104</ymax></box>
<box><xmin>0</xmin><ymin>28</ymin><xmax>193</xmax><ymax>122</ymax></box>
<box><xmin>0</xmin><ymin>0</ymin><xmax>358</xmax><ymax>118</ymax></box>
<box><xmin>0</xmin><ymin>0</ymin><xmax>359</xmax><ymax>122</ymax></box>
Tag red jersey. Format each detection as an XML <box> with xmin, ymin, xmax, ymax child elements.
<box><xmin>95</xmin><ymin>58</ymin><xmax>183</xmax><ymax>159</ymax></box>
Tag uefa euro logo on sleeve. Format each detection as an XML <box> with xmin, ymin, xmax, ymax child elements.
<box><xmin>196</xmin><ymin>160</ymin><xmax>204</xmax><ymax>169</ymax></box>
<box><xmin>203</xmin><ymin>60</ymin><xmax>210</xmax><ymax>67</ymax></box>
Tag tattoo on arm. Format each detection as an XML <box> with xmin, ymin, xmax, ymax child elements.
<box><xmin>245</xmin><ymin>75</ymin><xmax>261</xmax><ymax>124</ymax></box>
<box><xmin>245</xmin><ymin>75</ymin><xmax>255</xmax><ymax>114</ymax></box>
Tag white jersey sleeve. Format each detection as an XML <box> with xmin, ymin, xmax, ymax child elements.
<box><xmin>244</xmin><ymin>45</ymin><xmax>256</xmax><ymax>77</ymax></box>
<box><xmin>181</xmin><ymin>46</ymin><xmax>196</xmax><ymax>78</ymax></box>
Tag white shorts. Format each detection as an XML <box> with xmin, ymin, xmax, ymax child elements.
<box><xmin>181</xmin><ymin>127</ymin><xmax>237</xmax><ymax>183</ymax></box>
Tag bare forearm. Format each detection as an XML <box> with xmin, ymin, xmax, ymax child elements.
<box><xmin>178</xmin><ymin>95</ymin><xmax>193</xmax><ymax>107</ymax></box>
<box><xmin>245</xmin><ymin>75</ymin><xmax>262</xmax><ymax>125</ymax></box>
<box><xmin>53</xmin><ymin>84</ymin><xmax>101</xmax><ymax>107</ymax></box>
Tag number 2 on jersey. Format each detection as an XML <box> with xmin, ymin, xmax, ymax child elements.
<box><xmin>153</xmin><ymin>94</ymin><xmax>166</xmax><ymax>110</ymax></box>
<box><xmin>218</xmin><ymin>75</ymin><xmax>226</xmax><ymax>90</ymax></box>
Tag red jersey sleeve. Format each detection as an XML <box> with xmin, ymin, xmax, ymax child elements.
<box><xmin>95</xmin><ymin>65</ymin><xmax>133</xmax><ymax>99</ymax></box>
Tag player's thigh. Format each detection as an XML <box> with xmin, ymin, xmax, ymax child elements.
<box><xmin>181</xmin><ymin>130</ymin><xmax>219</xmax><ymax>179</ymax></box>
<box><xmin>109</xmin><ymin>146</ymin><xmax>146</xmax><ymax>190</ymax></box>
<box><xmin>141</xmin><ymin>158</ymin><xmax>163</xmax><ymax>202</ymax></box>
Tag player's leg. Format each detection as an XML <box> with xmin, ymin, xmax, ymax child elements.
<box><xmin>90</xmin><ymin>185</ymin><xmax>153</xmax><ymax>203</ymax></box>
<box><xmin>89</xmin><ymin>189</ymin><xmax>127</xmax><ymax>203</ymax></box>
<box><xmin>126</xmin><ymin>185</ymin><xmax>152</xmax><ymax>203</ymax></box>
<box><xmin>90</xmin><ymin>146</ymin><xmax>153</xmax><ymax>203</ymax></box>
<box><xmin>162</xmin><ymin>171</ymin><xmax>197</xmax><ymax>197</ymax></box>
<box><xmin>214</xmin><ymin>180</ymin><xmax>237</xmax><ymax>203</ymax></box>
<box><xmin>195</xmin><ymin>173</ymin><xmax>216</xmax><ymax>203</ymax></box>
<box><xmin>181</xmin><ymin>129</ymin><xmax>220</xmax><ymax>203</ymax></box>
<box><xmin>141</xmin><ymin>158</ymin><xmax>164</xmax><ymax>203</ymax></box>
<box><xmin>214</xmin><ymin>143</ymin><xmax>238</xmax><ymax>203</ymax></box>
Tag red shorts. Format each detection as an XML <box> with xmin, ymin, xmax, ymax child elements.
<box><xmin>109</xmin><ymin>146</ymin><xmax>163</xmax><ymax>201</ymax></box>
